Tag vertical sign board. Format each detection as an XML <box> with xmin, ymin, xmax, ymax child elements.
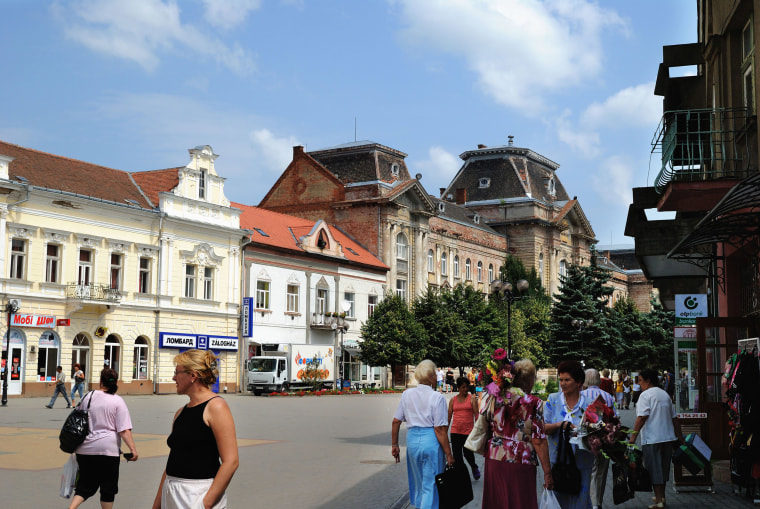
<box><xmin>241</xmin><ymin>297</ymin><xmax>253</xmax><ymax>338</ymax></box>
<box><xmin>675</xmin><ymin>294</ymin><xmax>708</xmax><ymax>325</ymax></box>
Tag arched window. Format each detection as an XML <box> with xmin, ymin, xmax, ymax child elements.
<box><xmin>465</xmin><ymin>259</ymin><xmax>472</xmax><ymax>280</ymax></box>
<box><xmin>72</xmin><ymin>333</ymin><xmax>89</xmax><ymax>382</ymax></box>
<box><xmin>396</xmin><ymin>233</ymin><xmax>409</xmax><ymax>273</ymax></box>
<box><xmin>427</xmin><ymin>250</ymin><xmax>434</xmax><ymax>272</ymax></box>
<box><xmin>477</xmin><ymin>261</ymin><xmax>483</xmax><ymax>282</ymax></box>
<box><xmin>539</xmin><ymin>253</ymin><xmax>544</xmax><ymax>284</ymax></box>
<box><xmin>559</xmin><ymin>259</ymin><xmax>567</xmax><ymax>279</ymax></box>
<box><xmin>441</xmin><ymin>252</ymin><xmax>448</xmax><ymax>276</ymax></box>
<box><xmin>488</xmin><ymin>264</ymin><xmax>494</xmax><ymax>283</ymax></box>
<box><xmin>38</xmin><ymin>330</ymin><xmax>59</xmax><ymax>381</ymax></box>
<box><xmin>133</xmin><ymin>337</ymin><xmax>149</xmax><ymax>380</ymax></box>
<box><xmin>454</xmin><ymin>256</ymin><xmax>460</xmax><ymax>278</ymax></box>
<box><xmin>104</xmin><ymin>334</ymin><xmax>121</xmax><ymax>374</ymax></box>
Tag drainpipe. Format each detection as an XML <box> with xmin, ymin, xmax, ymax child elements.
<box><xmin>153</xmin><ymin>212</ymin><xmax>166</xmax><ymax>394</ymax></box>
<box><xmin>7</xmin><ymin>184</ymin><xmax>30</xmax><ymax>210</ymax></box>
<box><xmin>239</xmin><ymin>234</ymin><xmax>252</xmax><ymax>393</ymax></box>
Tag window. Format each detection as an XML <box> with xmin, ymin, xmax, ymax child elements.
<box><xmin>465</xmin><ymin>259</ymin><xmax>472</xmax><ymax>280</ymax></box>
<box><xmin>441</xmin><ymin>252</ymin><xmax>448</xmax><ymax>276</ymax></box>
<box><xmin>10</xmin><ymin>239</ymin><xmax>26</xmax><ymax>279</ymax></box>
<box><xmin>256</xmin><ymin>280</ymin><xmax>271</xmax><ymax>309</ymax></box>
<box><xmin>488</xmin><ymin>264</ymin><xmax>493</xmax><ymax>283</ymax></box>
<box><xmin>477</xmin><ymin>261</ymin><xmax>483</xmax><ymax>282</ymax></box>
<box><xmin>104</xmin><ymin>335</ymin><xmax>120</xmax><ymax>372</ymax></box>
<box><xmin>184</xmin><ymin>264</ymin><xmax>196</xmax><ymax>298</ymax></box>
<box><xmin>454</xmin><ymin>256</ymin><xmax>460</xmax><ymax>278</ymax></box>
<box><xmin>427</xmin><ymin>250</ymin><xmax>434</xmax><ymax>272</ymax></box>
<box><xmin>539</xmin><ymin>253</ymin><xmax>544</xmax><ymax>284</ymax></box>
<box><xmin>37</xmin><ymin>331</ymin><xmax>58</xmax><ymax>381</ymax></box>
<box><xmin>396</xmin><ymin>279</ymin><xmax>407</xmax><ymax>300</ymax></box>
<box><xmin>287</xmin><ymin>284</ymin><xmax>300</xmax><ymax>313</ymax></box>
<box><xmin>479</xmin><ymin>178</ymin><xmax>490</xmax><ymax>188</ymax></box>
<box><xmin>396</xmin><ymin>233</ymin><xmax>408</xmax><ymax>273</ymax></box>
<box><xmin>78</xmin><ymin>249</ymin><xmax>93</xmax><ymax>285</ymax></box>
<box><xmin>138</xmin><ymin>257</ymin><xmax>151</xmax><ymax>293</ymax></box>
<box><xmin>368</xmin><ymin>295</ymin><xmax>378</xmax><ymax>316</ymax></box>
<box><xmin>199</xmin><ymin>169</ymin><xmax>207</xmax><ymax>199</ymax></box>
<box><xmin>344</xmin><ymin>292</ymin><xmax>355</xmax><ymax>318</ymax></box>
<box><xmin>559</xmin><ymin>259</ymin><xmax>567</xmax><ymax>279</ymax></box>
<box><xmin>743</xmin><ymin>19</ymin><xmax>755</xmax><ymax>113</ymax></box>
<box><xmin>202</xmin><ymin>267</ymin><xmax>213</xmax><ymax>300</ymax></box>
<box><xmin>45</xmin><ymin>244</ymin><xmax>60</xmax><ymax>283</ymax></box>
<box><xmin>133</xmin><ymin>337</ymin><xmax>148</xmax><ymax>380</ymax></box>
<box><xmin>110</xmin><ymin>253</ymin><xmax>122</xmax><ymax>290</ymax></box>
<box><xmin>316</xmin><ymin>288</ymin><xmax>328</xmax><ymax>315</ymax></box>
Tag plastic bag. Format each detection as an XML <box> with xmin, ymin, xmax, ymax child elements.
<box><xmin>539</xmin><ymin>489</ymin><xmax>561</xmax><ymax>509</ymax></box>
<box><xmin>59</xmin><ymin>454</ymin><xmax>78</xmax><ymax>499</ymax></box>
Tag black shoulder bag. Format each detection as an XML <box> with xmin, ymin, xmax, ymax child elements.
<box><xmin>551</xmin><ymin>421</ymin><xmax>582</xmax><ymax>495</ymax></box>
<box><xmin>59</xmin><ymin>390</ymin><xmax>94</xmax><ymax>453</ymax></box>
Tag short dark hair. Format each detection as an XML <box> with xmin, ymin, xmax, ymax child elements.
<box><xmin>557</xmin><ymin>360</ymin><xmax>585</xmax><ymax>385</ymax></box>
<box><xmin>456</xmin><ymin>376</ymin><xmax>469</xmax><ymax>388</ymax></box>
<box><xmin>639</xmin><ymin>368</ymin><xmax>660</xmax><ymax>387</ymax></box>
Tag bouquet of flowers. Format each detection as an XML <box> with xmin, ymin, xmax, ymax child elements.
<box><xmin>579</xmin><ymin>395</ymin><xmax>628</xmax><ymax>464</ymax></box>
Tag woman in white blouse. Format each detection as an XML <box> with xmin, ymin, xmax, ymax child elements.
<box><xmin>391</xmin><ymin>360</ymin><xmax>455</xmax><ymax>509</ymax></box>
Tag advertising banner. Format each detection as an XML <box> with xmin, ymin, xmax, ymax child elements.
<box><xmin>242</xmin><ymin>297</ymin><xmax>253</xmax><ymax>338</ymax></box>
<box><xmin>675</xmin><ymin>294</ymin><xmax>708</xmax><ymax>325</ymax></box>
<box><xmin>675</xmin><ymin>327</ymin><xmax>697</xmax><ymax>352</ymax></box>
<box><xmin>160</xmin><ymin>332</ymin><xmax>238</xmax><ymax>351</ymax></box>
<box><xmin>11</xmin><ymin>313</ymin><xmax>56</xmax><ymax>328</ymax></box>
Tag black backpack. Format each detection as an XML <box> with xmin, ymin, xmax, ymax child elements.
<box><xmin>59</xmin><ymin>391</ymin><xmax>94</xmax><ymax>453</ymax></box>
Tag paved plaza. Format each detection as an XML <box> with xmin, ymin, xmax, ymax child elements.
<box><xmin>2</xmin><ymin>393</ymin><xmax>758</xmax><ymax>508</ymax></box>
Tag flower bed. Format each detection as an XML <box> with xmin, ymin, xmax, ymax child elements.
<box><xmin>267</xmin><ymin>388</ymin><xmax>402</xmax><ymax>397</ymax></box>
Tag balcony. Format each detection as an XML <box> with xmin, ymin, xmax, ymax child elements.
<box><xmin>66</xmin><ymin>283</ymin><xmax>122</xmax><ymax>306</ymax></box>
<box><xmin>652</xmin><ymin>108</ymin><xmax>753</xmax><ymax>197</ymax></box>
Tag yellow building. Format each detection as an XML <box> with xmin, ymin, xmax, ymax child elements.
<box><xmin>0</xmin><ymin>141</ymin><xmax>242</xmax><ymax>397</ymax></box>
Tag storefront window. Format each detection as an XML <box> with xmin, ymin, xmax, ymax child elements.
<box><xmin>133</xmin><ymin>336</ymin><xmax>149</xmax><ymax>380</ymax></box>
<box><xmin>38</xmin><ymin>330</ymin><xmax>59</xmax><ymax>381</ymax></box>
<box><xmin>104</xmin><ymin>335</ymin><xmax>120</xmax><ymax>372</ymax></box>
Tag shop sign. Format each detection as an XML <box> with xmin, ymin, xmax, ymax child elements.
<box><xmin>241</xmin><ymin>297</ymin><xmax>253</xmax><ymax>338</ymax></box>
<box><xmin>11</xmin><ymin>313</ymin><xmax>56</xmax><ymax>328</ymax></box>
<box><xmin>57</xmin><ymin>319</ymin><xmax>71</xmax><ymax>326</ymax></box>
<box><xmin>675</xmin><ymin>294</ymin><xmax>707</xmax><ymax>325</ymax></box>
<box><xmin>160</xmin><ymin>332</ymin><xmax>239</xmax><ymax>351</ymax></box>
<box><xmin>675</xmin><ymin>327</ymin><xmax>697</xmax><ymax>352</ymax></box>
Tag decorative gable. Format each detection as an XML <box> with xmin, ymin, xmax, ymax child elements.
<box><xmin>298</xmin><ymin>220</ymin><xmax>345</xmax><ymax>258</ymax></box>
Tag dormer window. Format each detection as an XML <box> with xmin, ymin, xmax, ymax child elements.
<box><xmin>546</xmin><ymin>175</ymin><xmax>556</xmax><ymax>197</ymax></box>
<box><xmin>391</xmin><ymin>163</ymin><xmax>400</xmax><ymax>177</ymax></box>
<box><xmin>438</xmin><ymin>202</ymin><xmax>445</xmax><ymax>213</ymax></box>
<box><xmin>199</xmin><ymin>169</ymin><xmax>207</xmax><ymax>199</ymax></box>
<box><xmin>479</xmin><ymin>178</ymin><xmax>491</xmax><ymax>188</ymax></box>
<box><xmin>473</xmin><ymin>214</ymin><xmax>480</xmax><ymax>224</ymax></box>
<box><xmin>317</xmin><ymin>231</ymin><xmax>328</xmax><ymax>249</ymax></box>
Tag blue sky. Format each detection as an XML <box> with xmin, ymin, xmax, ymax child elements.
<box><xmin>1</xmin><ymin>0</ymin><xmax>695</xmax><ymax>246</ymax></box>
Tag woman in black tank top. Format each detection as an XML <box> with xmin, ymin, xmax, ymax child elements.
<box><xmin>152</xmin><ymin>350</ymin><xmax>239</xmax><ymax>509</ymax></box>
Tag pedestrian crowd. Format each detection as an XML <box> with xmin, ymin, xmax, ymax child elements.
<box><xmin>392</xmin><ymin>356</ymin><xmax>683</xmax><ymax>509</ymax></box>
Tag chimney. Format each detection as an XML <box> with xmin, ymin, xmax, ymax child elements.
<box><xmin>508</xmin><ymin>135</ymin><xmax>514</xmax><ymax>147</ymax></box>
<box><xmin>455</xmin><ymin>188</ymin><xmax>467</xmax><ymax>205</ymax></box>
<box><xmin>477</xmin><ymin>144</ymin><xmax>487</xmax><ymax>149</ymax></box>
<box><xmin>440</xmin><ymin>188</ymin><xmax>446</xmax><ymax>198</ymax></box>
<box><xmin>293</xmin><ymin>146</ymin><xmax>305</xmax><ymax>158</ymax></box>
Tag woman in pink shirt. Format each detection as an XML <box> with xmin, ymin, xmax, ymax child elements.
<box><xmin>448</xmin><ymin>376</ymin><xmax>481</xmax><ymax>480</ymax></box>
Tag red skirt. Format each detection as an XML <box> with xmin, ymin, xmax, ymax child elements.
<box><xmin>482</xmin><ymin>459</ymin><xmax>538</xmax><ymax>509</ymax></box>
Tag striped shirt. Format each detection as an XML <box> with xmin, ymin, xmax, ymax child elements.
<box><xmin>581</xmin><ymin>385</ymin><xmax>618</xmax><ymax>416</ymax></box>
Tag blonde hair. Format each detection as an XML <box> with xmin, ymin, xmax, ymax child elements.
<box><xmin>174</xmin><ymin>349</ymin><xmax>218</xmax><ymax>387</ymax></box>
<box><xmin>512</xmin><ymin>359</ymin><xmax>536</xmax><ymax>392</ymax></box>
<box><xmin>414</xmin><ymin>359</ymin><xmax>437</xmax><ymax>384</ymax></box>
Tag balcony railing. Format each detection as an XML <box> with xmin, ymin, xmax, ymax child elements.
<box><xmin>652</xmin><ymin>107</ymin><xmax>753</xmax><ymax>194</ymax></box>
<box><xmin>66</xmin><ymin>283</ymin><xmax>122</xmax><ymax>303</ymax></box>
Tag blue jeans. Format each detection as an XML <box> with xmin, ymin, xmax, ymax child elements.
<box><xmin>70</xmin><ymin>382</ymin><xmax>84</xmax><ymax>402</ymax></box>
<box><xmin>48</xmin><ymin>383</ymin><xmax>71</xmax><ymax>407</ymax></box>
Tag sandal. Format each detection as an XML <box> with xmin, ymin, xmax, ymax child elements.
<box><xmin>473</xmin><ymin>467</ymin><xmax>481</xmax><ymax>480</ymax></box>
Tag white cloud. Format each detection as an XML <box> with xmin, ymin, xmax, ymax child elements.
<box><xmin>581</xmin><ymin>82</ymin><xmax>661</xmax><ymax>129</ymax></box>
<box><xmin>394</xmin><ymin>0</ymin><xmax>626</xmax><ymax>113</ymax></box>
<box><xmin>411</xmin><ymin>146</ymin><xmax>461</xmax><ymax>195</ymax></box>
<box><xmin>249</xmin><ymin>129</ymin><xmax>301</xmax><ymax>175</ymax></box>
<box><xmin>555</xmin><ymin>109</ymin><xmax>600</xmax><ymax>158</ymax></box>
<box><xmin>201</xmin><ymin>0</ymin><xmax>262</xmax><ymax>30</ymax></box>
<box><xmin>53</xmin><ymin>0</ymin><xmax>255</xmax><ymax>74</ymax></box>
<box><xmin>590</xmin><ymin>155</ymin><xmax>633</xmax><ymax>205</ymax></box>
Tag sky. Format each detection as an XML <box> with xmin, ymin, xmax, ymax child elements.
<box><xmin>0</xmin><ymin>0</ymin><xmax>697</xmax><ymax>246</ymax></box>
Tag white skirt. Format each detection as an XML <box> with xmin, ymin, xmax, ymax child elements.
<box><xmin>162</xmin><ymin>475</ymin><xmax>227</xmax><ymax>509</ymax></box>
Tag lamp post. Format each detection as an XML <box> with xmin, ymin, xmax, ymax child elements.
<box><xmin>571</xmin><ymin>318</ymin><xmax>593</xmax><ymax>365</ymax></box>
<box><xmin>489</xmin><ymin>278</ymin><xmax>529</xmax><ymax>358</ymax></box>
<box><xmin>331</xmin><ymin>300</ymin><xmax>352</xmax><ymax>390</ymax></box>
<box><xmin>2</xmin><ymin>299</ymin><xmax>20</xmax><ymax>406</ymax></box>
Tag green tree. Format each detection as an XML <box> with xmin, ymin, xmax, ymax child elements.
<box><xmin>359</xmin><ymin>293</ymin><xmax>427</xmax><ymax>386</ymax></box>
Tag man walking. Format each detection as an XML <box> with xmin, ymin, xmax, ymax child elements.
<box><xmin>582</xmin><ymin>368</ymin><xmax>618</xmax><ymax>509</ymax></box>
<box><xmin>45</xmin><ymin>365</ymin><xmax>71</xmax><ymax>408</ymax></box>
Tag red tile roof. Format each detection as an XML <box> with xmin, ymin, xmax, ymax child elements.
<box><xmin>0</xmin><ymin>140</ymin><xmax>153</xmax><ymax>209</ymax></box>
<box><xmin>131</xmin><ymin>168</ymin><xmax>181</xmax><ymax>206</ymax></box>
<box><xmin>234</xmin><ymin>201</ymin><xmax>387</xmax><ymax>271</ymax></box>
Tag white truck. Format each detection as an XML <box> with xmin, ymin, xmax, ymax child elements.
<box><xmin>247</xmin><ymin>345</ymin><xmax>335</xmax><ymax>395</ymax></box>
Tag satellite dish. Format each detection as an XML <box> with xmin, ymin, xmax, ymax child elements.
<box><xmin>340</xmin><ymin>300</ymin><xmax>352</xmax><ymax>313</ymax></box>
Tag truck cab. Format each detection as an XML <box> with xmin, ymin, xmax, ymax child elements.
<box><xmin>247</xmin><ymin>355</ymin><xmax>287</xmax><ymax>395</ymax></box>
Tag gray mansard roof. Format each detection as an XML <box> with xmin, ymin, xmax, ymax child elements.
<box><xmin>309</xmin><ymin>141</ymin><xmax>410</xmax><ymax>185</ymax></box>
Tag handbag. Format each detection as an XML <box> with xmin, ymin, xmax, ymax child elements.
<box><xmin>59</xmin><ymin>391</ymin><xmax>94</xmax><ymax>453</ymax></box>
<box><xmin>59</xmin><ymin>454</ymin><xmax>79</xmax><ymax>499</ymax></box>
<box><xmin>435</xmin><ymin>464</ymin><xmax>473</xmax><ymax>509</ymax></box>
<box><xmin>464</xmin><ymin>395</ymin><xmax>494</xmax><ymax>456</ymax></box>
<box><xmin>551</xmin><ymin>422</ymin><xmax>582</xmax><ymax>495</ymax></box>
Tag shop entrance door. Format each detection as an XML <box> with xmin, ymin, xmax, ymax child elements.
<box><xmin>2</xmin><ymin>346</ymin><xmax>23</xmax><ymax>395</ymax></box>
<box><xmin>696</xmin><ymin>317</ymin><xmax>756</xmax><ymax>460</ymax></box>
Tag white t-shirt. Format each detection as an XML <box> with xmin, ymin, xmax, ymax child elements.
<box><xmin>393</xmin><ymin>384</ymin><xmax>448</xmax><ymax>428</ymax></box>
<box><xmin>436</xmin><ymin>369</ymin><xmax>444</xmax><ymax>383</ymax></box>
<box><xmin>636</xmin><ymin>387</ymin><xmax>676</xmax><ymax>445</ymax></box>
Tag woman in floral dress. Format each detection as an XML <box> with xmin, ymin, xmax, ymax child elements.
<box><xmin>545</xmin><ymin>360</ymin><xmax>594</xmax><ymax>509</ymax></box>
<box><xmin>480</xmin><ymin>350</ymin><xmax>553</xmax><ymax>508</ymax></box>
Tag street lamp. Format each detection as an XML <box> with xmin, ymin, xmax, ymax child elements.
<box><xmin>331</xmin><ymin>300</ymin><xmax>352</xmax><ymax>390</ymax></box>
<box><xmin>490</xmin><ymin>279</ymin><xmax>529</xmax><ymax>358</ymax></box>
<box><xmin>2</xmin><ymin>299</ymin><xmax>20</xmax><ymax>406</ymax></box>
<box><xmin>571</xmin><ymin>318</ymin><xmax>594</xmax><ymax>364</ymax></box>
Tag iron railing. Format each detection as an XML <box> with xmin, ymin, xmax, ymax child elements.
<box><xmin>66</xmin><ymin>283</ymin><xmax>122</xmax><ymax>302</ymax></box>
<box><xmin>651</xmin><ymin>107</ymin><xmax>753</xmax><ymax>194</ymax></box>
